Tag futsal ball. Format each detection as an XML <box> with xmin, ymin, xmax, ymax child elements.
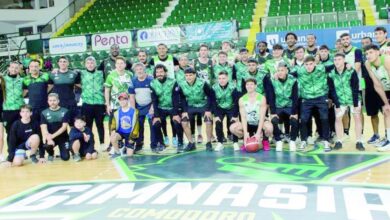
<box><xmin>245</xmin><ymin>137</ymin><xmax>260</xmax><ymax>153</ymax></box>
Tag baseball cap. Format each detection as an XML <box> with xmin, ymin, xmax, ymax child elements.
<box><xmin>118</xmin><ymin>93</ymin><xmax>129</xmax><ymax>100</ymax></box>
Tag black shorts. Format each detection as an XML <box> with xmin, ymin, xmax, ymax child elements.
<box><xmin>117</xmin><ymin>131</ymin><xmax>135</xmax><ymax>149</ymax></box>
<box><xmin>214</xmin><ymin>107</ymin><xmax>236</xmax><ymax>121</ymax></box>
<box><xmin>247</xmin><ymin>124</ymin><xmax>259</xmax><ymax>136</ymax></box>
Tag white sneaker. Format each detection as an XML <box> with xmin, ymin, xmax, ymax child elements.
<box><xmin>375</xmin><ymin>138</ymin><xmax>388</xmax><ymax>147</ymax></box>
<box><xmin>323</xmin><ymin>141</ymin><xmax>332</xmax><ymax>152</ymax></box>
<box><xmin>307</xmin><ymin>136</ymin><xmax>315</xmax><ymax>145</ymax></box>
<box><xmin>289</xmin><ymin>141</ymin><xmax>296</xmax><ymax>152</ymax></box>
<box><xmin>299</xmin><ymin>141</ymin><xmax>307</xmax><ymax>151</ymax></box>
<box><xmin>0</xmin><ymin>154</ymin><xmax>5</xmax><ymax>162</ymax></box>
<box><xmin>276</xmin><ymin>141</ymin><xmax>283</xmax><ymax>152</ymax></box>
<box><xmin>377</xmin><ymin>140</ymin><xmax>390</xmax><ymax>152</ymax></box>
<box><xmin>99</xmin><ymin>144</ymin><xmax>106</xmax><ymax>152</ymax></box>
<box><xmin>215</xmin><ymin>143</ymin><xmax>224</xmax><ymax>152</ymax></box>
<box><xmin>109</xmin><ymin>146</ymin><xmax>115</xmax><ymax>155</ymax></box>
<box><xmin>233</xmin><ymin>143</ymin><xmax>240</xmax><ymax>151</ymax></box>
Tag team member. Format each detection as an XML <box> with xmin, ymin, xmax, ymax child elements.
<box><xmin>364</xmin><ymin>44</ymin><xmax>390</xmax><ymax>151</ymax></box>
<box><xmin>40</xmin><ymin>93</ymin><xmax>70</xmax><ymax>161</ymax></box>
<box><xmin>137</xmin><ymin>50</ymin><xmax>153</xmax><ymax>76</ymax></box>
<box><xmin>212</xmin><ymin>40</ymin><xmax>237</xmax><ymax>64</ymax></box>
<box><xmin>270</xmin><ymin>62</ymin><xmax>299</xmax><ymax>152</ymax></box>
<box><xmin>151</xmin><ymin>64</ymin><xmax>184</xmax><ymax>153</ymax></box>
<box><xmin>254</xmin><ymin>41</ymin><xmax>272</xmax><ymax>67</ymax></box>
<box><xmin>264</xmin><ymin>44</ymin><xmax>291</xmax><ymax>76</ymax></box>
<box><xmin>5</xmin><ymin>105</ymin><xmax>44</xmax><ymax>167</ymax></box>
<box><xmin>49</xmin><ymin>56</ymin><xmax>80</xmax><ymax>126</ymax></box>
<box><xmin>318</xmin><ymin>45</ymin><xmax>334</xmax><ymax>67</ymax></box>
<box><xmin>179</xmin><ymin>67</ymin><xmax>213</xmax><ymax>151</ymax></box>
<box><xmin>291</xmin><ymin>46</ymin><xmax>306</xmax><ymax>70</ymax></box>
<box><xmin>234</xmin><ymin>48</ymin><xmax>250</xmax><ymax>86</ymax></box>
<box><xmin>230</xmin><ymin>78</ymin><xmax>273</xmax><ymax>150</ymax></box>
<box><xmin>194</xmin><ymin>44</ymin><xmax>214</xmax><ymax>84</ymax></box>
<box><xmin>329</xmin><ymin>53</ymin><xmax>364</xmax><ymax>151</ymax></box>
<box><xmin>306</xmin><ymin>34</ymin><xmax>318</xmax><ymax>55</ymax></box>
<box><xmin>149</xmin><ymin>43</ymin><xmax>179</xmax><ymax>79</ymax></box>
<box><xmin>80</xmin><ymin>56</ymin><xmax>106</xmax><ymax>149</ymax></box>
<box><xmin>295</xmin><ymin>56</ymin><xmax>335</xmax><ymax>152</ymax></box>
<box><xmin>69</xmin><ymin>115</ymin><xmax>98</xmax><ymax>162</ymax></box>
<box><xmin>374</xmin><ymin>26</ymin><xmax>390</xmax><ymax>55</ymax></box>
<box><xmin>2</xmin><ymin>62</ymin><xmax>24</xmax><ymax>142</ymax></box>
<box><xmin>213</xmin><ymin>51</ymin><xmax>233</xmax><ymax>84</ymax></box>
<box><xmin>109</xmin><ymin>93</ymin><xmax>139</xmax><ymax>157</ymax></box>
<box><xmin>284</xmin><ymin>32</ymin><xmax>298</xmax><ymax>62</ymax></box>
<box><xmin>128</xmin><ymin>62</ymin><xmax>156</xmax><ymax>151</ymax></box>
<box><xmin>98</xmin><ymin>44</ymin><xmax>132</xmax><ymax>78</ymax></box>
<box><xmin>23</xmin><ymin>60</ymin><xmax>50</xmax><ymax>122</ymax></box>
<box><xmin>212</xmin><ymin>71</ymin><xmax>240</xmax><ymax>151</ymax></box>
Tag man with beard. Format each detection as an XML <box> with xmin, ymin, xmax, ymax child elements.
<box><xmin>253</xmin><ymin>41</ymin><xmax>272</xmax><ymax>68</ymax></box>
<box><xmin>151</xmin><ymin>64</ymin><xmax>184</xmax><ymax>153</ymax></box>
<box><xmin>149</xmin><ymin>43</ymin><xmax>179</xmax><ymax>79</ymax></box>
<box><xmin>98</xmin><ymin>44</ymin><xmax>132</xmax><ymax>78</ymax></box>
<box><xmin>375</xmin><ymin>26</ymin><xmax>390</xmax><ymax>55</ymax></box>
<box><xmin>284</xmin><ymin>32</ymin><xmax>298</xmax><ymax>62</ymax></box>
<box><xmin>137</xmin><ymin>50</ymin><xmax>153</xmax><ymax>76</ymax></box>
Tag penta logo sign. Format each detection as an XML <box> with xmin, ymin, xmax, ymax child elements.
<box><xmin>0</xmin><ymin>181</ymin><xmax>389</xmax><ymax>220</ymax></box>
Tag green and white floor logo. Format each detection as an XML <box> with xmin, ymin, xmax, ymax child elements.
<box><xmin>1</xmin><ymin>149</ymin><xmax>390</xmax><ymax>220</ymax></box>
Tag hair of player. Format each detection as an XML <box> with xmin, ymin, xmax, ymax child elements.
<box><xmin>285</xmin><ymin>32</ymin><xmax>298</xmax><ymax>41</ymax></box>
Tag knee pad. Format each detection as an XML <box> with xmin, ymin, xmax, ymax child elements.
<box><xmin>204</xmin><ymin>116</ymin><xmax>212</xmax><ymax>124</ymax></box>
<box><xmin>271</xmin><ymin>117</ymin><xmax>279</xmax><ymax>125</ymax></box>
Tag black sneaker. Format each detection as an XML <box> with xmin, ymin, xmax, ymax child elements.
<box><xmin>30</xmin><ymin>154</ymin><xmax>38</xmax><ymax>164</ymax></box>
<box><xmin>356</xmin><ymin>142</ymin><xmax>365</xmax><ymax>151</ymax></box>
<box><xmin>334</xmin><ymin>141</ymin><xmax>343</xmax><ymax>150</ymax></box>
<box><xmin>177</xmin><ymin>144</ymin><xmax>184</xmax><ymax>154</ymax></box>
<box><xmin>206</xmin><ymin>142</ymin><xmax>213</xmax><ymax>151</ymax></box>
<box><xmin>184</xmin><ymin>143</ymin><xmax>196</xmax><ymax>152</ymax></box>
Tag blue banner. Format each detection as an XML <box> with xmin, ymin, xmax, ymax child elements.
<box><xmin>256</xmin><ymin>25</ymin><xmax>390</xmax><ymax>49</ymax></box>
<box><xmin>184</xmin><ymin>21</ymin><xmax>237</xmax><ymax>43</ymax></box>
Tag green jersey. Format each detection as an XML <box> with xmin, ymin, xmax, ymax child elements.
<box><xmin>175</xmin><ymin>68</ymin><xmax>186</xmax><ymax>86</ymax></box>
<box><xmin>3</xmin><ymin>74</ymin><xmax>24</xmax><ymax>111</ymax></box>
<box><xmin>40</xmin><ymin>107</ymin><xmax>69</xmax><ymax>138</ymax></box>
<box><xmin>150</xmin><ymin>78</ymin><xmax>176</xmax><ymax>110</ymax></box>
<box><xmin>271</xmin><ymin>75</ymin><xmax>297</xmax><ymax>109</ymax></box>
<box><xmin>104</xmin><ymin>70</ymin><xmax>133</xmax><ymax>109</ymax></box>
<box><xmin>212</xmin><ymin>83</ymin><xmax>236</xmax><ymax>110</ymax></box>
<box><xmin>320</xmin><ymin>55</ymin><xmax>334</xmax><ymax>67</ymax></box>
<box><xmin>240</xmin><ymin>70</ymin><xmax>267</xmax><ymax>94</ymax></box>
<box><xmin>194</xmin><ymin>59</ymin><xmax>213</xmax><ymax>84</ymax></box>
<box><xmin>180</xmin><ymin>79</ymin><xmax>207</xmax><ymax>108</ymax></box>
<box><xmin>213</xmin><ymin>63</ymin><xmax>233</xmax><ymax>83</ymax></box>
<box><xmin>297</xmin><ymin>64</ymin><xmax>329</xmax><ymax>99</ymax></box>
<box><xmin>328</xmin><ymin>67</ymin><xmax>359</xmax><ymax>106</ymax></box>
<box><xmin>241</xmin><ymin>93</ymin><xmax>263</xmax><ymax>126</ymax></box>
<box><xmin>370</xmin><ymin>55</ymin><xmax>390</xmax><ymax>91</ymax></box>
<box><xmin>264</xmin><ymin>57</ymin><xmax>291</xmax><ymax>75</ymax></box>
<box><xmin>235</xmin><ymin>62</ymin><xmax>249</xmax><ymax>92</ymax></box>
<box><xmin>80</xmin><ymin>70</ymin><xmax>105</xmax><ymax>105</ymax></box>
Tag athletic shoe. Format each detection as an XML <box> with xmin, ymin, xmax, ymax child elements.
<box><xmin>323</xmin><ymin>141</ymin><xmax>332</xmax><ymax>152</ymax></box>
<box><xmin>367</xmin><ymin>134</ymin><xmax>380</xmax><ymax>144</ymax></box>
<box><xmin>233</xmin><ymin>143</ymin><xmax>240</xmax><ymax>151</ymax></box>
<box><xmin>197</xmin><ymin>135</ymin><xmax>203</xmax><ymax>144</ymax></box>
<box><xmin>158</xmin><ymin>144</ymin><xmax>166</xmax><ymax>152</ymax></box>
<box><xmin>211</xmin><ymin>135</ymin><xmax>218</xmax><ymax>143</ymax></box>
<box><xmin>48</xmin><ymin>155</ymin><xmax>54</xmax><ymax>162</ymax></box>
<box><xmin>0</xmin><ymin>154</ymin><xmax>5</xmax><ymax>162</ymax></box>
<box><xmin>206</xmin><ymin>142</ymin><xmax>213</xmax><ymax>151</ymax></box>
<box><xmin>275</xmin><ymin>141</ymin><xmax>283</xmax><ymax>152</ymax></box>
<box><xmin>222</xmin><ymin>137</ymin><xmax>227</xmax><ymax>143</ymax></box>
<box><xmin>184</xmin><ymin>143</ymin><xmax>196</xmax><ymax>152</ymax></box>
<box><xmin>356</xmin><ymin>142</ymin><xmax>365</xmax><ymax>151</ymax></box>
<box><xmin>30</xmin><ymin>154</ymin><xmax>39</xmax><ymax>164</ymax></box>
<box><xmin>215</xmin><ymin>143</ymin><xmax>224</xmax><ymax>151</ymax></box>
<box><xmin>334</xmin><ymin>141</ymin><xmax>342</xmax><ymax>150</ymax></box>
<box><xmin>377</xmin><ymin>140</ymin><xmax>390</xmax><ymax>152</ymax></box>
<box><xmin>262</xmin><ymin>140</ymin><xmax>270</xmax><ymax>151</ymax></box>
<box><xmin>307</xmin><ymin>136</ymin><xmax>315</xmax><ymax>145</ymax></box>
<box><xmin>73</xmin><ymin>154</ymin><xmax>81</xmax><ymax>162</ymax></box>
<box><xmin>172</xmin><ymin>137</ymin><xmax>178</xmax><ymax>148</ymax></box>
<box><xmin>110</xmin><ymin>152</ymin><xmax>121</xmax><ymax>159</ymax></box>
<box><xmin>283</xmin><ymin>134</ymin><xmax>290</xmax><ymax>143</ymax></box>
<box><xmin>104</xmin><ymin>145</ymin><xmax>112</xmax><ymax>152</ymax></box>
<box><xmin>99</xmin><ymin>144</ymin><xmax>106</xmax><ymax>152</ymax></box>
<box><xmin>177</xmin><ymin>144</ymin><xmax>184</xmax><ymax>154</ymax></box>
<box><xmin>375</xmin><ymin>138</ymin><xmax>388</xmax><ymax>147</ymax></box>
<box><xmin>228</xmin><ymin>134</ymin><xmax>234</xmax><ymax>142</ymax></box>
<box><xmin>151</xmin><ymin>148</ymin><xmax>160</xmax><ymax>153</ymax></box>
<box><xmin>289</xmin><ymin>141</ymin><xmax>296</xmax><ymax>152</ymax></box>
<box><xmin>240</xmin><ymin>144</ymin><xmax>246</xmax><ymax>152</ymax></box>
<box><xmin>164</xmin><ymin>136</ymin><xmax>170</xmax><ymax>146</ymax></box>
<box><xmin>298</xmin><ymin>141</ymin><xmax>307</xmax><ymax>151</ymax></box>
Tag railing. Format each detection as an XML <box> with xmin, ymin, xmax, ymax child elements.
<box><xmin>260</xmin><ymin>10</ymin><xmax>364</xmax><ymax>31</ymax></box>
<box><xmin>40</xmin><ymin>0</ymin><xmax>89</xmax><ymax>34</ymax></box>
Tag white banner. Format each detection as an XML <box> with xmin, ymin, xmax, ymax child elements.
<box><xmin>92</xmin><ymin>31</ymin><xmax>132</xmax><ymax>51</ymax></box>
<box><xmin>49</xmin><ymin>36</ymin><xmax>87</xmax><ymax>54</ymax></box>
<box><xmin>137</xmin><ymin>27</ymin><xmax>181</xmax><ymax>47</ymax></box>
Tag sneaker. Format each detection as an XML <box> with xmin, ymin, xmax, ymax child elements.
<box><xmin>110</xmin><ymin>152</ymin><xmax>121</xmax><ymax>159</ymax></box>
<box><xmin>228</xmin><ymin>134</ymin><xmax>234</xmax><ymax>142</ymax></box>
<box><xmin>262</xmin><ymin>139</ymin><xmax>270</xmax><ymax>151</ymax></box>
<box><xmin>73</xmin><ymin>154</ymin><xmax>81</xmax><ymax>162</ymax></box>
<box><xmin>233</xmin><ymin>143</ymin><xmax>240</xmax><ymax>151</ymax></box>
<box><xmin>334</xmin><ymin>141</ymin><xmax>342</xmax><ymax>150</ymax></box>
<box><xmin>177</xmin><ymin>144</ymin><xmax>184</xmax><ymax>154</ymax></box>
<box><xmin>298</xmin><ymin>141</ymin><xmax>307</xmax><ymax>151</ymax></box>
<box><xmin>206</xmin><ymin>142</ymin><xmax>213</xmax><ymax>151</ymax></box>
<box><xmin>307</xmin><ymin>136</ymin><xmax>315</xmax><ymax>145</ymax></box>
<box><xmin>184</xmin><ymin>143</ymin><xmax>196</xmax><ymax>152</ymax></box>
<box><xmin>283</xmin><ymin>134</ymin><xmax>290</xmax><ymax>143</ymax></box>
<box><xmin>323</xmin><ymin>141</ymin><xmax>332</xmax><ymax>152</ymax></box>
<box><xmin>48</xmin><ymin>155</ymin><xmax>54</xmax><ymax>162</ymax></box>
<box><xmin>356</xmin><ymin>142</ymin><xmax>365</xmax><ymax>151</ymax></box>
<box><xmin>172</xmin><ymin>137</ymin><xmax>178</xmax><ymax>148</ymax></box>
<box><xmin>289</xmin><ymin>141</ymin><xmax>296</xmax><ymax>152</ymax></box>
<box><xmin>104</xmin><ymin>145</ymin><xmax>112</xmax><ymax>152</ymax></box>
<box><xmin>375</xmin><ymin>138</ymin><xmax>388</xmax><ymax>147</ymax></box>
<box><xmin>158</xmin><ymin>144</ymin><xmax>166</xmax><ymax>152</ymax></box>
<box><xmin>275</xmin><ymin>141</ymin><xmax>283</xmax><ymax>152</ymax></box>
<box><xmin>240</xmin><ymin>144</ymin><xmax>246</xmax><ymax>152</ymax></box>
<box><xmin>222</xmin><ymin>137</ymin><xmax>227</xmax><ymax>143</ymax></box>
<box><xmin>0</xmin><ymin>154</ymin><xmax>5</xmax><ymax>162</ymax></box>
<box><xmin>99</xmin><ymin>144</ymin><xmax>106</xmax><ymax>152</ymax></box>
<box><xmin>151</xmin><ymin>148</ymin><xmax>160</xmax><ymax>153</ymax></box>
<box><xmin>215</xmin><ymin>143</ymin><xmax>224</xmax><ymax>151</ymax></box>
<box><xmin>197</xmin><ymin>135</ymin><xmax>203</xmax><ymax>144</ymax></box>
<box><xmin>211</xmin><ymin>135</ymin><xmax>218</xmax><ymax>143</ymax></box>
<box><xmin>30</xmin><ymin>154</ymin><xmax>39</xmax><ymax>164</ymax></box>
<box><xmin>367</xmin><ymin>134</ymin><xmax>380</xmax><ymax>144</ymax></box>
<box><xmin>377</xmin><ymin>140</ymin><xmax>390</xmax><ymax>152</ymax></box>
<box><xmin>164</xmin><ymin>136</ymin><xmax>170</xmax><ymax>146</ymax></box>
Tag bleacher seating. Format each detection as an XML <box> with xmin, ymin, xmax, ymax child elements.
<box><xmin>376</xmin><ymin>0</ymin><xmax>390</xmax><ymax>19</ymax></box>
<box><xmin>164</xmin><ymin>0</ymin><xmax>256</xmax><ymax>29</ymax></box>
<box><xmin>62</xmin><ymin>0</ymin><xmax>169</xmax><ymax>36</ymax></box>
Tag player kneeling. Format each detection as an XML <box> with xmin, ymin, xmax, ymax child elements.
<box><xmin>230</xmin><ymin>78</ymin><xmax>273</xmax><ymax>152</ymax></box>
<box><xmin>69</xmin><ymin>115</ymin><xmax>98</xmax><ymax>162</ymax></box>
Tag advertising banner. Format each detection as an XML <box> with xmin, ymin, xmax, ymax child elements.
<box><xmin>137</xmin><ymin>27</ymin><xmax>181</xmax><ymax>47</ymax></box>
<box><xmin>184</xmin><ymin>21</ymin><xmax>237</xmax><ymax>43</ymax></box>
<box><xmin>49</xmin><ymin>36</ymin><xmax>87</xmax><ymax>54</ymax></box>
<box><xmin>92</xmin><ymin>31</ymin><xmax>132</xmax><ymax>51</ymax></box>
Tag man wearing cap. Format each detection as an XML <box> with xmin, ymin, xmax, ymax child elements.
<box><xmin>98</xmin><ymin>44</ymin><xmax>132</xmax><ymax>79</ymax></box>
<box><xmin>270</xmin><ymin>62</ymin><xmax>299</xmax><ymax>152</ymax></box>
<box><xmin>149</xmin><ymin>43</ymin><xmax>179</xmax><ymax>79</ymax></box>
<box><xmin>151</xmin><ymin>64</ymin><xmax>184</xmax><ymax>153</ymax></box>
<box><xmin>178</xmin><ymin>67</ymin><xmax>214</xmax><ymax>152</ymax></box>
<box><xmin>264</xmin><ymin>44</ymin><xmax>291</xmax><ymax>76</ymax></box>
<box><xmin>109</xmin><ymin>92</ymin><xmax>139</xmax><ymax>158</ymax></box>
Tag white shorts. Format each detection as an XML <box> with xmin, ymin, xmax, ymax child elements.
<box><xmin>335</xmin><ymin>102</ymin><xmax>361</xmax><ymax>118</ymax></box>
